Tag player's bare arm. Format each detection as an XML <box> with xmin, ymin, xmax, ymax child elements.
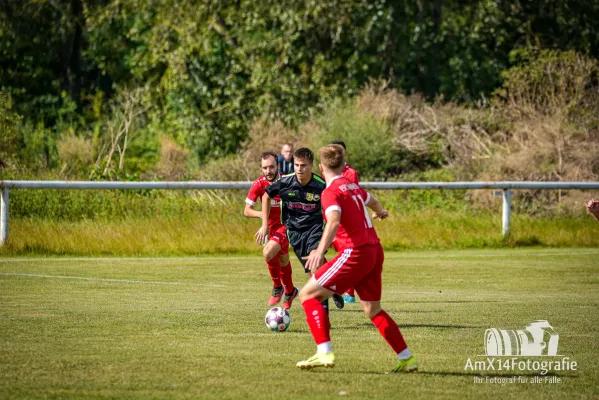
<box><xmin>244</xmin><ymin>203</ymin><xmax>263</xmax><ymax>219</ymax></box>
<box><xmin>254</xmin><ymin>193</ymin><xmax>271</xmax><ymax>244</ymax></box>
<box><xmin>304</xmin><ymin>210</ymin><xmax>340</xmax><ymax>274</ymax></box>
<box><xmin>365</xmin><ymin>195</ymin><xmax>389</xmax><ymax>221</ymax></box>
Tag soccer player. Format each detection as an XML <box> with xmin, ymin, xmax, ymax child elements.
<box><xmin>244</xmin><ymin>152</ymin><xmax>297</xmax><ymax>309</ymax></box>
<box><xmin>296</xmin><ymin>144</ymin><xmax>418</xmax><ymax>373</ymax></box>
<box><xmin>278</xmin><ymin>143</ymin><xmax>294</xmax><ymax>175</ymax></box>
<box><xmin>255</xmin><ymin>147</ymin><xmax>345</xmax><ymax>311</ymax></box>
<box><xmin>330</xmin><ymin>139</ymin><xmax>359</xmax><ymax>185</ymax></box>
<box><xmin>587</xmin><ymin>199</ymin><xmax>599</xmax><ymax>222</ymax></box>
<box><xmin>330</xmin><ymin>140</ymin><xmax>358</xmax><ymax>305</ymax></box>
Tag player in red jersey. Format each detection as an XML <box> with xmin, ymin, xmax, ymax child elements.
<box><xmin>330</xmin><ymin>140</ymin><xmax>358</xmax><ymax>305</ymax></box>
<box><xmin>331</xmin><ymin>140</ymin><xmax>359</xmax><ymax>184</ymax></box>
<box><xmin>296</xmin><ymin>144</ymin><xmax>418</xmax><ymax>373</ymax></box>
<box><xmin>244</xmin><ymin>152</ymin><xmax>297</xmax><ymax>309</ymax></box>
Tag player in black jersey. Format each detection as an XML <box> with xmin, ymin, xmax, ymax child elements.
<box><xmin>255</xmin><ymin>147</ymin><xmax>345</xmax><ymax>311</ymax></box>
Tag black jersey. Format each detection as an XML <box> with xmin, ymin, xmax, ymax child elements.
<box><xmin>265</xmin><ymin>173</ymin><xmax>326</xmax><ymax>233</ymax></box>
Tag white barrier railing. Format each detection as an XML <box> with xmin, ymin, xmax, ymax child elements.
<box><xmin>1</xmin><ymin>180</ymin><xmax>598</xmax><ymax>245</ymax></box>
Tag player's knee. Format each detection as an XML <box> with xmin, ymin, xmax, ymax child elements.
<box><xmin>299</xmin><ymin>284</ymin><xmax>320</xmax><ymax>303</ymax></box>
<box><xmin>263</xmin><ymin>241</ymin><xmax>283</xmax><ymax>261</ymax></box>
<box><xmin>362</xmin><ymin>302</ymin><xmax>382</xmax><ymax>319</ymax></box>
<box><xmin>298</xmin><ymin>288</ymin><xmax>310</xmax><ymax>303</ymax></box>
<box><xmin>262</xmin><ymin>248</ymin><xmax>273</xmax><ymax>261</ymax></box>
<box><xmin>263</xmin><ymin>246</ymin><xmax>276</xmax><ymax>261</ymax></box>
<box><xmin>278</xmin><ymin>253</ymin><xmax>289</xmax><ymax>266</ymax></box>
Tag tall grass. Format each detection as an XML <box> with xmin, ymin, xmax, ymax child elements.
<box><xmin>3</xmin><ymin>177</ymin><xmax>598</xmax><ymax>256</ymax></box>
<box><xmin>2</xmin><ymin>209</ymin><xmax>597</xmax><ymax>256</ymax></box>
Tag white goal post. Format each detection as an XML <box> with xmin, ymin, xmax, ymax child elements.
<box><xmin>1</xmin><ymin>180</ymin><xmax>598</xmax><ymax>245</ymax></box>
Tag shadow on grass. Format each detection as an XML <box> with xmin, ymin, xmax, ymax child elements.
<box><xmin>332</xmin><ymin>323</ymin><xmax>484</xmax><ymax>330</ymax></box>
<box><xmin>319</xmin><ymin>370</ymin><xmax>577</xmax><ymax>378</ymax></box>
<box><xmin>400</xmin><ymin>323</ymin><xmax>485</xmax><ymax>329</ymax></box>
<box><xmin>336</xmin><ymin>309</ymin><xmax>440</xmax><ymax>313</ymax></box>
<box><xmin>416</xmin><ymin>371</ymin><xmax>577</xmax><ymax>378</ymax></box>
<box><xmin>404</xmin><ymin>300</ymin><xmax>499</xmax><ymax>304</ymax></box>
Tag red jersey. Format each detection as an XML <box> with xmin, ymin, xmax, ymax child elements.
<box><xmin>342</xmin><ymin>162</ymin><xmax>359</xmax><ymax>184</ymax></box>
<box><xmin>246</xmin><ymin>176</ymin><xmax>283</xmax><ymax>231</ymax></box>
<box><xmin>321</xmin><ymin>175</ymin><xmax>380</xmax><ymax>251</ymax></box>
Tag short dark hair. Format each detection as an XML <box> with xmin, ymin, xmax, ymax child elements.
<box><xmin>330</xmin><ymin>140</ymin><xmax>346</xmax><ymax>150</ymax></box>
<box><xmin>294</xmin><ymin>147</ymin><xmax>314</xmax><ymax>164</ymax></box>
<box><xmin>261</xmin><ymin>151</ymin><xmax>277</xmax><ymax>162</ymax></box>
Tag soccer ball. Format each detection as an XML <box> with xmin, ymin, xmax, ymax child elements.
<box><xmin>264</xmin><ymin>307</ymin><xmax>291</xmax><ymax>332</ymax></box>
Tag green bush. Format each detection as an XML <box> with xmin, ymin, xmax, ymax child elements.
<box><xmin>310</xmin><ymin>99</ymin><xmax>398</xmax><ymax>179</ymax></box>
<box><xmin>0</xmin><ymin>91</ymin><xmax>21</xmax><ymax>172</ymax></box>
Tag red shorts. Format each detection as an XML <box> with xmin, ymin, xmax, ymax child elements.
<box><xmin>269</xmin><ymin>225</ymin><xmax>289</xmax><ymax>255</ymax></box>
<box><xmin>314</xmin><ymin>243</ymin><xmax>384</xmax><ymax>301</ymax></box>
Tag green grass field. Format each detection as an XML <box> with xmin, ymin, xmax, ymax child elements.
<box><xmin>1</xmin><ymin>249</ymin><xmax>598</xmax><ymax>399</ymax></box>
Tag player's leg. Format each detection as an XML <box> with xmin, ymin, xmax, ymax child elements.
<box><xmin>279</xmin><ymin>251</ymin><xmax>298</xmax><ymax>310</ymax></box>
<box><xmin>354</xmin><ymin>244</ymin><xmax>418</xmax><ymax>373</ymax></box>
<box><xmin>343</xmin><ymin>287</ymin><xmax>356</xmax><ymax>304</ymax></box>
<box><xmin>305</xmin><ymin>228</ymin><xmax>338</xmax><ymax>311</ymax></box>
<box><xmin>359</xmin><ymin>299</ymin><xmax>416</xmax><ymax>372</ymax></box>
<box><xmin>296</xmin><ymin>271</ymin><xmax>335</xmax><ymax>369</ymax></box>
<box><xmin>296</xmin><ymin>247</ymin><xmax>366</xmax><ymax>369</ymax></box>
<box><xmin>278</xmin><ymin>252</ymin><xmax>293</xmax><ymax>292</ymax></box>
<box><xmin>270</xmin><ymin>226</ymin><xmax>297</xmax><ymax>302</ymax></box>
<box><xmin>280</xmin><ymin>230</ymin><xmax>308</xmax><ymax>310</ymax></box>
<box><xmin>285</xmin><ymin>229</ymin><xmax>328</xmax><ymax>312</ymax></box>
<box><xmin>271</xmin><ymin>226</ymin><xmax>297</xmax><ymax>302</ymax></box>
<box><xmin>331</xmin><ymin>292</ymin><xmax>345</xmax><ymax>309</ymax></box>
<box><xmin>263</xmin><ymin>240</ymin><xmax>284</xmax><ymax>306</ymax></box>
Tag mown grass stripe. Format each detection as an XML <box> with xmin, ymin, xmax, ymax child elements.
<box><xmin>1</xmin><ymin>249</ymin><xmax>597</xmax><ymax>263</ymax></box>
<box><xmin>0</xmin><ymin>272</ymin><xmax>225</xmax><ymax>287</ymax></box>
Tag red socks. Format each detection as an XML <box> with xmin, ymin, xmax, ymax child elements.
<box><xmin>266</xmin><ymin>258</ymin><xmax>294</xmax><ymax>294</ymax></box>
<box><xmin>371</xmin><ymin>310</ymin><xmax>408</xmax><ymax>354</ymax></box>
<box><xmin>280</xmin><ymin>262</ymin><xmax>294</xmax><ymax>294</ymax></box>
<box><xmin>302</xmin><ymin>298</ymin><xmax>330</xmax><ymax>345</ymax></box>
<box><xmin>302</xmin><ymin>301</ymin><xmax>406</xmax><ymax>355</ymax></box>
<box><xmin>265</xmin><ymin>257</ymin><xmax>282</xmax><ymax>287</ymax></box>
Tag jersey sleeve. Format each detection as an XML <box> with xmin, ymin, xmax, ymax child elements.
<box><xmin>245</xmin><ymin>181</ymin><xmax>263</xmax><ymax>206</ymax></box>
<box><xmin>321</xmin><ymin>189</ymin><xmax>342</xmax><ymax>216</ymax></box>
<box><xmin>264</xmin><ymin>179</ymin><xmax>281</xmax><ymax>198</ymax></box>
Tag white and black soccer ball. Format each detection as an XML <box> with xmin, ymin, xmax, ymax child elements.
<box><xmin>264</xmin><ymin>307</ymin><xmax>291</xmax><ymax>332</ymax></box>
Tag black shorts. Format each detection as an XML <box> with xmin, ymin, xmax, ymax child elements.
<box><xmin>287</xmin><ymin>224</ymin><xmax>324</xmax><ymax>273</ymax></box>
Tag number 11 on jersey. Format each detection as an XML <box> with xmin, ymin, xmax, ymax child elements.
<box><xmin>352</xmin><ymin>195</ymin><xmax>373</xmax><ymax>228</ymax></box>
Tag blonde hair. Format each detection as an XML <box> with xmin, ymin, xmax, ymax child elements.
<box><xmin>319</xmin><ymin>144</ymin><xmax>344</xmax><ymax>171</ymax></box>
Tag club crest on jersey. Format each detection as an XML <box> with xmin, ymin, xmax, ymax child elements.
<box><xmin>306</xmin><ymin>193</ymin><xmax>320</xmax><ymax>201</ymax></box>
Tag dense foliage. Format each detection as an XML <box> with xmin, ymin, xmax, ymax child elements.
<box><xmin>2</xmin><ymin>0</ymin><xmax>599</xmax><ymax>173</ymax></box>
